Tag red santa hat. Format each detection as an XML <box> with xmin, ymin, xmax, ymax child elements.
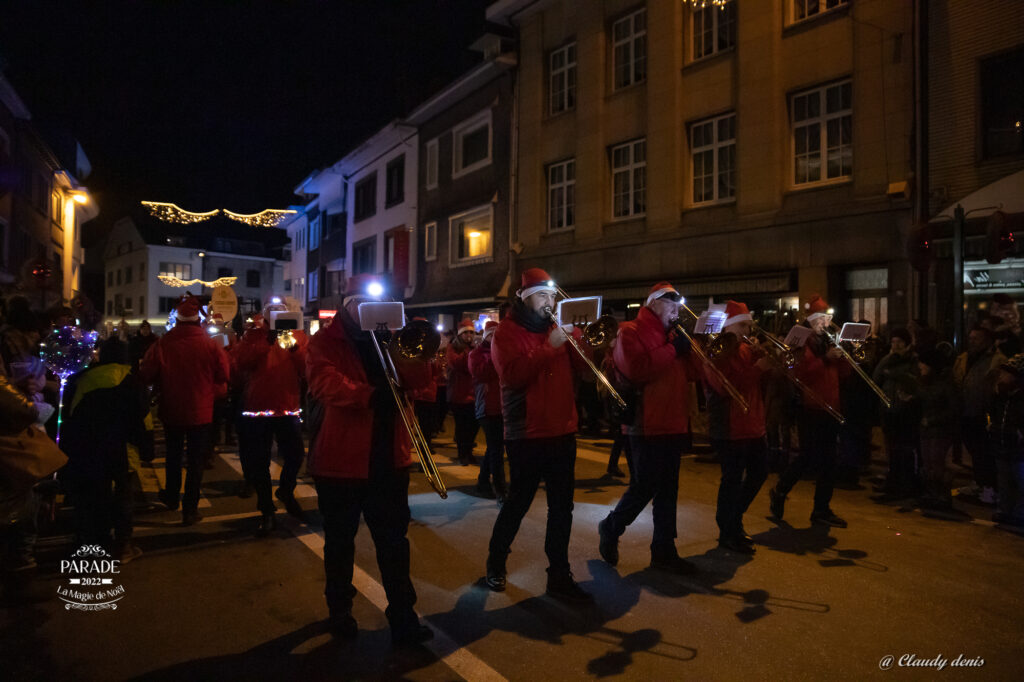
<box><xmin>804</xmin><ymin>295</ymin><xmax>832</xmax><ymax>322</ymax></box>
<box><xmin>482</xmin><ymin>319</ymin><xmax>498</xmax><ymax>340</ymax></box>
<box><xmin>343</xmin><ymin>274</ymin><xmax>385</xmax><ymax>307</ymax></box>
<box><xmin>517</xmin><ymin>268</ymin><xmax>557</xmax><ymax>300</ymax></box>
<box><xmin>645</xmin><ymin>282</ymin><xmax>682</xmax><ymax>307</ymax></box>
<box><xmin>175</xmin><ymin>295</ymin><xmax>201</xmax><ymax>322</ymax></box>
<box><xmin>457</xmin><ymin>318</ymin><xmax>476</xmax><ymax>335</ymax></box>
<box><xmin>723</xmin><ymin>300</ymin><xmax>752</xmax><ymax>328</ymax></box>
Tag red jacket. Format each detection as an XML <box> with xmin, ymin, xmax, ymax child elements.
<box><xmin>469</xmin><ymin>340</ymin><xmax>501</xmax><ymax>419</ymax></box>
<box><xmin>613</xmin><ymin>306</ymin><xmax>698</xmax><ymax>437</ymax></box>
<box><xmin>705</xmin><ymin>339</ymin><xmax>766</xmax><ymax>440</ymax></box>
<box><xmin>305</xmin><ymin>313</ymin><xmax>431</xmax><ymax>479</ymax></box>
<box><xmin>140</xmin><ymin>323</ymin><xmax>230</xmax><ymax>427</ymax></box>
<box><xmin>232</xmin><ymin>329</ymin><xmax>307</xmax><ymax>416</ymax></box>
<box><xmin>492</xmin><ymin>308</ymin><xmax>586</xmax><ymax>440</ymax></box>
<box><xmin>446</xmin><ymin>342</ymin><xmax>474</xmax><ymax>405</ymax></box>
<box><xmin>409</xmin><ymin>358</ymin><xmax>439</xmax><ymax>403</ymax></box>
<box><xmin>794</xmin><ymin>332</ymin><xmax>851</xmax><ymax>413</ymax></box>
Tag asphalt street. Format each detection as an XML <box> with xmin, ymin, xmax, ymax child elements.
<box><xmin>2</xmin><ymin>423</ymin><xmax>1022</xmax><ymax>681</ymax></box>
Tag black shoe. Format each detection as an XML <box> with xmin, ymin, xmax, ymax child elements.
<box><xmin>256</xmin><ymin>512</ymin><xmax>276</xmax><ymax>537</ymax></box>
<box><xmin>769</xmin><ymin>488</ymin><xmax>785</xmax><ymax>520</ymax></box>
<box><xmin>649</xmin><ymin>554</ymin><xmax>697</xmax><ymax>575</ymax></box>
<box><xmin>718</xmin><ymin>536</ymin><xmax>756</xmax><ymax>554</ymax></box>
<box><xmin>392</xmin><ymin>623</ymin><xmax>434</xmax><ymax>647</ymax></box>
<box><xmin>275</xmin><ymin>490</ymin><xmax>308</xmax><ymax>522</ymax></box>
<box><xmin>485</xmin><ymin>556</ymin><xmax>506</xmax><ymax>592</ymax></box>
<box><xmin>328</xmin><ymin>613</ymin><xmax>358</xmax><ymax>639</ymax></box>
<box><xmin>597</xmin><ymin>518</ymin><xmax>619</xmax><ymax>566</ymax></box>
<box><xmin>546</xmin><ymin>574</ymin><xmax>594</xmax><ymax>605</ymax></box>
<box><xmin>810</xmin><ymin>510</ymin><xmax>848</xmax><ymax>528</ymax></box>
<box><xmin>182</xmin><ymin>511</ymin><xmax>203</xmax><ymax>526</ymax></box>
<box><xmin>606</xmin><ymin>466</ymin><xmax>626</xmax><ymax>478</ymax></box>
<box><xmin>158</xmin><ymin>489</ymin><xmax>179</xmax><ymax>512</ymax></box>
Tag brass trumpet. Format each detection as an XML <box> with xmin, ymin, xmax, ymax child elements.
<box><xmin>368</xmin><ymin>318</ymin><xmax>448</xmax><ymax>499</ymax></box>
<box><xmin>824</xmin><ymin>322</ymin><xmax>891</xmax><ymax>409</ymax></box>
<box><xmin>675</xmin><ymin>303</ymin><xmax>750</xmax><ymax>414</ymax></box>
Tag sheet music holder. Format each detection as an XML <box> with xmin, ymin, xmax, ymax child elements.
<box><xmin>783</xmin><ymin>325</ymin><xmax>814</xmax><ymax>348</ymax></box>
<box><xmin>358</xmin><ymin>301</ymin><xmax>406</xmax><ymax>332</ymax></box>
<box><xmin>557</xmin><ymin>296</ymin><xmax>602</xmax><ymax>328</ymax></box>
<box><xmin>838</xmin><ymin>322</ymin><xmax>871</xmax><ymax>343</ymax></box>
<box><xmin>695</xmin><ymin>310</ymin><xmax>727</xmax><ymax>335</ymax></box>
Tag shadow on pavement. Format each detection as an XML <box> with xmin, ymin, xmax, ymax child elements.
<box><xmin>754</xmin><ymin>521</ymin><xmax>888</xmax><ymax>572</ymax></box>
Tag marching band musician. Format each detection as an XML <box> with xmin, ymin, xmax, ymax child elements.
<box><xmin>704</xmin><ymin>301</ymin><xmax>772</xmax><ymax>555</ymax></box>
<box><xmin>597</xmin><ymin>282</ymin><xmax>699</xmax><ymax>575</ymax></box>
<box><xmin>768</xmin><ymin>295</ymin><xmax>851</xmax><ymax>528</ymax></box>
<box><xmin>305</xmin><ymin>274</ymin><xmax>434</xmax><ymax>645</ymax></box>
<box><xmin>469</xmin><ymin>320</ymin><xmax>507</xmax><ymax>502</ymax></box>
<box><xmin>484</xmin><ymin>268</ymin><xmax>594</xmax><ymax>604</ymax></box>
<box><xmin>447</xmin><ymin>319</ymin><xmax>480</xmax><ymax>466</ymax></box>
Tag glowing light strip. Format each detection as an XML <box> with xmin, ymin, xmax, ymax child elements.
<box><xmin>241</xmin><ymin>409</ymin><xmax>303</xmax><ymax>417</ymax></box>
<box><xmin>142</xmin><ymin>201</ymin><xmax>219</xmax><ymax>224</ymax></box>
<box><xmin>223</xmin><ymin>208</ymin><xmax>298</xmax><ymax>228</ymax></box>
<box><xmin>158</xmin><ymin>275</ymin><xmax>238</xmax><ymax>288</ymax></box>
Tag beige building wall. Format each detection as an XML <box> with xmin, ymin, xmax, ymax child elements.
<box><xmin>511</xmin><ymin>0</ymin><xmax>915</xmax><ymax>326</ymax></box>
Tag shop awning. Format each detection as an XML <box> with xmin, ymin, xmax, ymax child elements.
<box><xmin>930</xmin><ymin>169</ymin><xmax>1024</xmax><ymax>223</ymax></box>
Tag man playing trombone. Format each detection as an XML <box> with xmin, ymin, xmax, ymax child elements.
<box><xmin>769</xmin><ymin>295</ymin><xmax>851</xmax><ymax>528</ymax></box>
<box><xmin>305</xmin><ymin>274</ymin><xmax>434</xmax><ymax>645</ymax></box>
<box><xmin>597</xmin><ymin>282</ymin><xmax>699</xmax><ymax>574</ymax></box>
<box><xmin>484</xmin><ymin>268</ymin><xmax>594</xmax><ymax>604</ymax></box>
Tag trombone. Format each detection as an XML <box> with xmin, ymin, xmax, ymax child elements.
<box><xmin>367</xmin><ymin>318</ymin><xmax>448</xmax><ymax>499</ymax></box>
<box><xmin>825</xmin><ymin>321</ymin><xmax>892</xmax><ymax>410</ymax></box>
<box><xmin>744</xmin><ymin>325</ymin><xmax>845</xmax><ymax>425</ymax></box>
<box><xmin>551</xmin><ymin>286</ymin><xmax>627</xmax><ymax>410</ymax></box>
<box><xmin>675</xmin><ymin>303</ymin><xmax>749</xmax><ymax>414</ymax></box>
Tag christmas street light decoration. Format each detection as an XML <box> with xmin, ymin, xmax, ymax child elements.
<box><xmin>157</xmin><ymin>275</ymin><xmax>237</xmax><ymax>288</ymax></box>
<box><xmin>141</xmin><ymin>201</ymin><xmax>219</xmax><ymax>224</ymax></box>
<box><xmin>222</xmin><ymin>208</ymin><xmax>297</xmax><ymax>228</ymax></box>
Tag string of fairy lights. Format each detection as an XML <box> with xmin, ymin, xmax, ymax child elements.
<box><xmin>141</xmin><ymin>201</ymin><xmax>297</xmax><ymax>227</ymax></box>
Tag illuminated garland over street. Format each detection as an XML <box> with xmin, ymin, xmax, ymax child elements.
<box><xmin>158</xmin><ymin>275</ymin><xmax>238</xmax><ymax>288</ymax></box>
<box><xmin>142</xmin><ymin>201</ymin><xmax>296</xmax><ymax>227</ymax></box>
<box><xmin>687</xmin><ymin>0</ymin><xmax>730</xmax><ymax>7</ymax></box>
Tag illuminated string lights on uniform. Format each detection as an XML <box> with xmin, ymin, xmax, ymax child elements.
<box><xmin>142</xmin><ymin>201</ymin><xmax>218</xmax><ymax>224</ymax></box>
<box><xmin>157</xmin><ymin>275</ymin><xmax>237</xmax><ymax>288</ymax></box>
<box><xmin>222</xmin><ymin>208</ymin><xmax>297</xmax><ymax>228</ymax></box>
<box><xmin>241</xmin><ymin>410</ymin><xmax>303</xmax><ymax>417</ymax></box>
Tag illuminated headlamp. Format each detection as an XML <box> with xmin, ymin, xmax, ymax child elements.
<box><xmin>367</xmin><ymin>282</ymin><xmax>384</xmax><ymax>298</ymax></box>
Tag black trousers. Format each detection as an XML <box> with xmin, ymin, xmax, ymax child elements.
<box><xmin>962</xmin><ymin>416</ymin><xmax>997</xmax><ymax>489</ymax></box>
<box><xmin>607</xmin><ymin>430</ymin><xmax>633</xmax><ymax>475</ymax></box>
<box><xmin>414</xmin><ymin>400</ymin><xmax>437</xmax><ymax>442</ymax></box>
<box><xmin>776</xmin><ymin>410</ymin><xmax>839</xmax><ymax>513</ymax></box>
<box><xmin>602</xmin><ymin>435</ymin><xmax>685</xmax><ymax>555</ymax></box>
<box><xmin>164</xmin><ymin>424</ymin><xmax>210</xmax><ymax>513</ymax></box>
<box><xmin>487</xmin><ymin>435</ymin><xmax>576</xmax><ymax>576</ymax></box>
<box><xmin>237</xmin><ymin>416</ymin><xmax>305</xmax><ymax>514</ymax></box>
<box><xmin>67</xmin><ymin>465</ymin><xmax>133</xmax><ymax>547</ymax></box>
<box><xmin>713</xmin><ymin>437</ymin><xmax>768</xmax><ymax>538</ymax></box>
<box><xmin>477</xmin><ymin>416</ymin><xmax>507</xmax><ymax>493</ymax></box>
<box><xmin>315</xmin><ymin>472</ymin><xmax>418</xmax><ymax>630</ymax></box>
<box><xmin>450</xmin><ymin>403</ymin><xmax>479</xmax><ymax>462</ymax></box>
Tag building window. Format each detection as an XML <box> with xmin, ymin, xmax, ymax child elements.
<box><xmin>158</xmin><ymin>262</ymin><xmax>192</xmax><ymax>279</ymax></box>
<box><xmin>692</xmin><ymin>2</ymin><xmax>735</xmax><ymax>61</ymax></box>
<box><xmin>612</xmin><ymin>8</ymin><xmax>646</xmax><ymax>90</ymax></box>
<box><xmin>158</xmin><ymin>297</ymin><xmax>178</xmax><ymax>314</ymax></box>
<box><xmin>792</xmin><ymin>79</ymin><xmax>852</xmax><ymax>185</ymax></box>
<box><xmin>385</xmin><ymin>234</ymin><xmax>395</xmax><ymax>274</ymax></box>
<box><xmin>425</xmin><ymin>139</ymin><xmax>439</xmax><ymax>189</ymax></box>
<box><xmin>550</xmin><ymin>42</ymin><xmax>577</xmax><ymax>115</ymax></box>
<box><xmin>548</xmin><ymin>159</ymin><xmax>576</xmax><ymax>231</ymax></box>
<box><xmin>423</xmin><ymin>222</ymin><xmax>437</xmax><ymax>261</ymax></box>
<box><xmin>352</xmin><ymin>237</ymin><xmax>376</xmax><ymax>275</ymax></box>
<box><xmin>354</xmin><ymin>173</ymin><xmax>377</xmax><ymax>222</ymax></box>
<box><xmin>691</xmin><ymin>113</ymin><xmax>736</xmax><ymax>204</ymax></box>
<box><xmin>124</xmin><ymin>265</ymin><xmax>132</xmax><ymax>284</ymax></box>
<box><xmin>791</xmin><ymin>0</ymin><xmax>848</xmax><ymax>23</ymax></box>
<box><xmin>981</xmin><ymin>48</ymin><xmax>1024</xmax><ymax>159</ymax></box>
<box><xmin>284</xmin><ymin>278</ymin><xmax>291</xmax><ymax>292</ymax></box>
<box><xmin>246</xmin><ymin>270</ymin><xmax>260</xmax><ymax>288</ymax></box>
<box><xmin>449</xmin><ymin>205</ymin><xmax>493</xmax><ymax>265</ymax></box>
<box><xmin>611</xmin><ymin>139</ymin><xmax>646</xmax><ymax>219</ymax></box>
<box><xmin>385</xmin><ymin>155</ymin><xmax>405</xmax><ymax>207</ymax></box>
<box><xmin>309</xmin><ymin>215</ymin><xmax>321</xmax><ymax>250</ymax></box>
<box><xmin>138</xmin><ymin>296</ymin><xmax>145</xmax><ymax>316</ymax></box>
<box><xmin>452</xmin><ymin>110</ymin><xmax>492</xmax><ymax>178</ymax></box>
<box><xmin>307</xmin><ymin>270</ymin><xmax>319</xmax><ymax>301</ymax></box>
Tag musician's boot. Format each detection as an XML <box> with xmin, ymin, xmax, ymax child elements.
<box><xmin>485</xmin><ymin>553</ymin><xmax>507</xmax><ymax>592</ymax></box>
<box><xmin>649</xmin><ymin>546</ymin><xmax>697</xmax><ymax>575</ymax></box>
<box><xmin>810</xmin><ymin>509</ymin><xmax>848</xmax><ymax>528</ymax></box>
<box><xmin>546</xmin><ymin>570</ymin><xmax>594</xmax><ymax>605</ymax></box>
<box><xmin>597</xmin><ymin>517</ymin><xmax>619</xmax><ymax>566</ymax></box>
<box><xmin>327</xmin><ymin>612</ymin><xmax>358</xmax><ymax>639</ymax></box>
<box><xmin>769</xmin><ymin>488</ymin><xmax>786</xmax><ymax>521</ymax></box>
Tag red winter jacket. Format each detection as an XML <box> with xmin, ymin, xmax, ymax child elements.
<box><xmin>469</xmin><ymin>340</ymin><xmax>501</xmax><ymax>419</ymax></box>
<box><xmin>446</xmin><ymin>342</ymin><xmax>474</xmax><ymax>405</ymax></box>
<box><xmin>305</xmin><ymin>313</ymin><xmax>431</xmax><ymax>479</ymax></box>
<box><xmin>705</xmin><ymin>339</ymin><xmax>766</xmax><ymax>440</ymax></box>
<box><xmin>409</xmin><ymin>359</ymin><xmax>439</xmax><ymax>403</ymax></box>
<box><xmin>794</xmin><ymin>332</ymin><xmax>851</xmax><ymax>413</ymax></box>
<box><xmin>492</xmin><ymin>307</ymin><xmax>587</xmax><ymax>440</ymax></box>
<box><xmin>140</xmin><ymin>323</ymin><xmax>230</xmax><ymax>427</ymax></box>
<box><xmin>613</xmin><ymin>306</ymin><xmax>699</xmax><ymax>437</ymax></box>
<box><xmin>232</xmin><ymin>329</ymin><xmax>307</xmax><ymax>417</ymax></box>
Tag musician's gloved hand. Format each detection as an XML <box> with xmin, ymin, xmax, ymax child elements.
<box><xmin>669</xmin><ymin>329</ymin><xmax>691</xmax><ymax>357</ymax></box>
<box><xmin>548</xmin><ymin>325</ymin><xmax>569</xmax><ymax>349</ymax></box>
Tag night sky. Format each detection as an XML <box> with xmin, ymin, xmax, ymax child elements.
<box><xmin>0</xmin><ymin>0</ymin><xmax>492</xmax><ymax>234</ymax></box>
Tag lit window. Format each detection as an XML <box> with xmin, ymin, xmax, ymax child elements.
<box><xmin>550</xmin><ymin>43</ymin><xmax>577</xmax><ymax>115</ymax></box>
<box><xmin>158</xmin><ymin>262</ymin><xmax>192</xmax><ymax>279</ymax></box>
<box><xmin>449</xmin><ymin>205</ymin><xmax>493</xmax><ymax>265</ymax></box>
<box><xmin>792</xmin><ymin>80</ymin><xmax>852</xmax><ymax>185</ymax></box>
<box><xmin>611</xmin><ymin>139</ymin><xmax>646</xmax><ymax>219</ymax></box>
<box><xmin>452</xmin><ymin>110</ymin><xmax>492</xmax><ymax>177</ymax></box>
<box><xmin>548</xmin><ymin>159</ymin><xmax>576</xmax><ymax>231</ymax></box>
<box><xmin>612</xmin><ymin>8</ymin><xmax>646</xmax><ymax>90</ymax></box>
<box><xmin>691</xmin><ymin>113</ymin><xmax>736</xmax><ymax>204</ymax></box>
<box><xmin>692</xmin><ymin>2</ymin><xmax>735</xmax><ymax>61</ymax></box>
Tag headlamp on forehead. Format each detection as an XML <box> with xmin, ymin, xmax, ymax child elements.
<box><xmin>367</xmin><ymin>282</ymin><xmax>384</xmax><ymax>298</ymax></box>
